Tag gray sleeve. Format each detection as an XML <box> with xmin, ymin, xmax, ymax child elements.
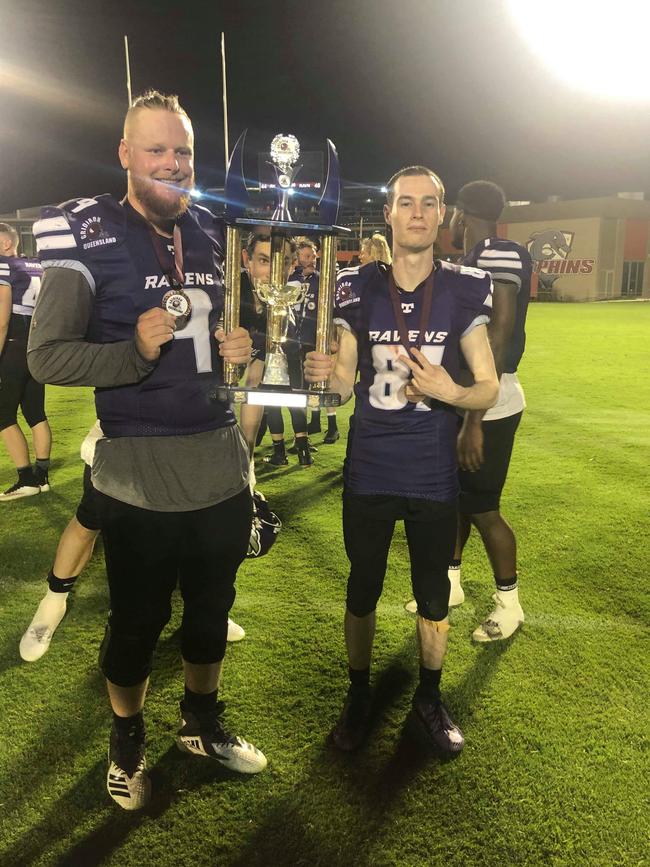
<box><xmin>27</xmin><ymin>266</ymin><xmax>155</xmax><ymax>387</ymax></box>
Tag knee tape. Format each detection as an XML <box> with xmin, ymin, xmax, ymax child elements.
<box><xmin>417</xmin><ymin>615</ymin><xmax>450</xmax><ymax>634</ymax></box>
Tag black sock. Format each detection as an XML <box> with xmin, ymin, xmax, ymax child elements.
<box><xmin>348</xmin><ymin>666</ymin><xmax>370</xmax><ymax>691</ymax></box>
<box><xmin>47</xmin><ymin>568</ymin><xmax>78</xmax><ymax>593</ymax></box>
<box><xmin>496</xmin><ymin>576</ymin><xmax>518</xmax><ymax>592</ymax></box>
<box><xmin>449</xmin><ymin>558</ymin><xmax>461</xmax><ymax>569</ymax></box>
<box><xmin>35</xmin><ymin>458</ymin><xmax>50</xmax><ymax>471</ymax></box>
<box><xmin>272</xmin><ymin>439</ymin><xmax>286</xmax><ymax>455</ymax></box>
<box><xmin>17</xmin><ymin>465</ymin><xmax>36</xmax><ymax>484</ymax></box>
<box><xmin>327</xmin><ymin>415</ymin><xmax>338</xmax><ymax>434</ymax></box>
<box><xmin>113</xmin><ymin>710</ymin><xmax>144</xmax><ymax>736</ymax></box>
<box><xmin>296</xmin><ymin>437</ymin><xmax>310</xmax><ymax>451</ymax></box>
<box><xmin>184</xmin><ymin>686</ymin><xmax>218</xmax><ymax>714</ymax></box>
<box><xmin>417</xmin><ymin>666</ymin><xmax>442</xmax><ymax>701</ymax></box>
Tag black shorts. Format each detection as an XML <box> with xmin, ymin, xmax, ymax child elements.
<box><xmin>342</xmin><ymin>492</ymin><xmax>457</xmax><ymax>621</ymax></box>
<box><xmin>75</xmin><ymin>464</ymin><xmax>102</xmax><ymax>531</ymax></box>
<box><xmin>458</xmin><ymin>411</ymin><xmax>523</xmax><ymax>515</ymax></box>
<box><xmin>0</xmin><ymin>338</ymin><xmax>47</xmax><ymax>431</ymax></box>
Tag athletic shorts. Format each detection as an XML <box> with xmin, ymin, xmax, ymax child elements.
<box><xmin>458</xmin><ymin>411</ymin><xmax>522</xmax><ymax>515</ymax></box>
<box><xmin>0</xmin><ymin>338</ymin><xmax>47</xmax><ymax>431</ymax></box>
<box><xmin>75</xmin><ymin>464</ymin><xmax>102</xmax><ymax>531</ymax></box>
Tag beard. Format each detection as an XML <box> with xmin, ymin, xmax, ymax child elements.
<box><xmin>131</xmin><ymin>173</ymin><xmax>193</xmax><ymax>223</ymax></box>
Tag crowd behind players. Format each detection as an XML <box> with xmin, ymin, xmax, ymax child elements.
<box><xmin>0</xmin><ymin>88</ymin><xmax>531</xmax><ymax>811</ymax></box>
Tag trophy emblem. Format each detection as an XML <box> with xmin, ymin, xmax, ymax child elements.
<box><xmin>216</xmin><ymin>131</ymin><xmax>350</xmax><ymax>408</ymax></box>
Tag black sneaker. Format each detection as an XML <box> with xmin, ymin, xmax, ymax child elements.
<box><xmin>288</xmin><ymin>440</ymin><xmax>318</xmax><ymax>455</ymax></box>
<box><xmin>331</xmin><ymin>686</ymin><xmax>371</xmax><ymax>751</ymax></box>
<box><xmin>323</xmin><ymin>429</ymin><xmax>340</xmax><ymax>444</ymax></box>
<box><xmin>263</xmin><ymin>451</ymin><xmax>288</xmax><ymax>466</ymax></box>
<box><xmin>0</xmin><ymin>479</ymin><xmax>41</xmax><ymax>501</ymax></box>
<box><xmin>411</xmin><ymin>693</ymin><xmax>464</xmax><ymax>755</ymax></box>
<box><xmin>177</xmin><ymin>700</ymin><xmax>267</xmax><ymax>774</ymax></box>
<box><xmin>34</xmin><ymin>466</ymin><xmax>50</xmax><ymax>492</ymax></box>
<box><xmin>296</xmin><ymin>441</ymin><xmax>314</xmax><ymax>467</ymax></box>
<box><xmin>107</xmin><ymin>722</ymin><xmax>150</xmax><ymax>810</ymax></box>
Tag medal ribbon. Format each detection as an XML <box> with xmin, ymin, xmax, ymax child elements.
<box><xmin>387</xmin><ymin>266</ymin><xmax>435</xmax><ymax>358</ymax></box>
<box><xmin>147</xmin><ymin>223</ymin><xmax>185</xmax><ymax>289</ymax></box>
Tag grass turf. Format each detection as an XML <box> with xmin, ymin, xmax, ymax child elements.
<box><xmin>0</xmin><ymin>301</ymin><xmax>648</xmax><ymax>867</ymax></box>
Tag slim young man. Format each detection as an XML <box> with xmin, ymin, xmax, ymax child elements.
<box><xmin>447</xmin><ymin>180</ymin><xmax>532</xmax><ymax>640</ymax></box>
<box><xmin>304</xmin><ymin>167</ymin><xmax>498</xmax><ymax>754</ymax></box>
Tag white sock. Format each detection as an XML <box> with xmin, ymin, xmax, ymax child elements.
<box><xmin>496</xmin><ymin>586</ymin><xmax>519</xmax><ymax>606</ymax></box>
<box><xmin>32</xmin><ymin>589</ymin><xmax>68</xmax><ymax>627</ymax></box>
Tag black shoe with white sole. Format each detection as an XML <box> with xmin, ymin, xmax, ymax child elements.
<box><xmin>411</xmin><ymin>693</ymin><xmax>464</xmax><ymax>755</ymax></box>
<box><xmin>177</xmin><ymin>700</ymin><xmax>267</xmax><ymax>774</ymax></box>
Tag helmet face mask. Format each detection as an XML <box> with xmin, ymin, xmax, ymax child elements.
<box><xmin>246</xmin><ymin>491</ymin><xmax>282</xmax><ymax>558</ymax></box>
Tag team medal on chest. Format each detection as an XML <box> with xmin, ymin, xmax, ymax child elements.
<box><xmin>150</xmin><ymin>222</ymin><xmax>192</xmax><ymax>327</ymax></box>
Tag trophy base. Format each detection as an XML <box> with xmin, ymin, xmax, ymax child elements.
<box><xmin>214</xmin><ymin>386</ymin><xmax>341</xmax><ymax>409</ymax></box>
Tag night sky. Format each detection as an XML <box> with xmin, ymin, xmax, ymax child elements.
<box><xmin>3</xmin><ymin>0</ymin><xmax>650</xmax><ymax>213</ymax></box>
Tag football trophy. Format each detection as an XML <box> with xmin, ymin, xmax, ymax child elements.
<box><xmin>216</xmin><ymin>131</ymin><xmax>349</xmax><ymax>408</ymax></box>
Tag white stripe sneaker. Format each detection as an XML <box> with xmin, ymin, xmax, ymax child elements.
<box><xmin>107</xmin><ymin>725</ymin><xmax>150</xmax><ymax>810</ymax></box>
<box><xmin>177</xmin><ymin>701</ymin><xmax>267</xmax><ymax>774</ymax></box>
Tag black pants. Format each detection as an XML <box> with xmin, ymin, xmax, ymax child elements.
<box><xmin>97</xmin><ymin>486</ymin><xmax>252</xmax><ymax>687</ymax></box>
<box><xmin>0</xmin><ymin>339</ymin><xmax>47</xmax><ymax>432</ymax></box>
<box><xmin>266</xmin><ymin>349</ymin><xmax>308</xmax><ymax>436</ymax></box>
<box><xmin>343</xmin><ymin>492</ymin><xmax>457</xmax><ymax>621</ymax></box>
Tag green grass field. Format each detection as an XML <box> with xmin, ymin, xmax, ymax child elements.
<box><xmin>0</xmin><ymin>302</ymin><xmax>648</xmax><ymax>867</ymax></box>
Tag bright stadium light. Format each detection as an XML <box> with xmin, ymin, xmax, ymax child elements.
<box><xmin>190</xmin><ymin>188</ymin><xmax>202</xmax><ymax>199</ymax></box>
<box><xmin>508</xmin><ymin>0</ymin><xmax>650</xmax><ymax>101</ymax></box>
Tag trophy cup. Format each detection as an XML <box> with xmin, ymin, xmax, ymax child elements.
<box><xmin>215</xmin><ymin>131</ymin><xmax>350</xmax><ymax>409</ymax></box>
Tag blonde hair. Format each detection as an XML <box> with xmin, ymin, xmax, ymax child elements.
<box><xmin>124</xmin><ymin>90</ymin><xmax>191</xmax><ymax>137</ymax></box>
<box><xmin>361</xmin><ymin>233</ymin><xmax>392</xmax><ymax>265</ymax></box>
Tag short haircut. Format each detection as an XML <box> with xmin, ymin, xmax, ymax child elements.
<box><xmin>361</xmin><ymin>233</ymin><xmax>392</xmax><ymax>265</ymax></box>
<box><xmin>124</xmin><ymin>89</ymin><xmax>191</xmax><ymax>137</ymax></box>
<box><xmin>294</xmin><ymin>236</ymin><xmax>317</xmax><ymax>252</ymax></box>
<box><xmin>386</xmin><ymin>165</ymin><xmax>445</xmax><ymax>206</ymax></box>
<box><xmin>456</xmin><ymin>180</ymin><xmax>506</xmax><ymax>222</ymax></box>
<box><xmin>246</xmin><ymin>232</ymin><xmax>296</xmax><ymax>256</ymax></box>
<box><xmin>0</xmin><ymin>222</ymin><xmax>19</xmax><ymax>247</ymax></box>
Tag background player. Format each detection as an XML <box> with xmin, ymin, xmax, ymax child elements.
<box><xmin>445</xmin><ymin>180</ymin><xmax>532</xmax><ymax>641</ymax></box>
<box><xmin>0</xmin><ymin>223</ymin><xmax>52</xmax><ymax>500</ymax></box>
<box><xmin>291</xmin><ymin>237</ymin><xmax>340</xmax><ymax>446</ymax></box>
<box><xmin>304</xmin><ymin>167</ymin><xmax>498</xmax><ymax>755</ymax></box>
<box><xmin>28</xmin><ymin>91</ymin><xmax>266</xmax><ymax>810</ymax></box>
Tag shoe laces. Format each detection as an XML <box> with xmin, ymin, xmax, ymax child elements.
<box><xmin>199</xmin><ymin>701</ymin><xmax>236</xmax><ymax>745</ymax></box>
<box><xmin>112</xmin><ymin>724</ymin><xmax>145</xmax><ymax>776</ymax></box>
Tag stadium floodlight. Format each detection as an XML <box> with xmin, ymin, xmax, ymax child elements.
<box><xmin>508</xmin><ymin>0</ymin><xmax>650</xmax><ymax>101</ymax></box>
<box><xmin>190</xmin><ymin>188</ymin><xmax>202</xmax><ymax>199</ymax></box>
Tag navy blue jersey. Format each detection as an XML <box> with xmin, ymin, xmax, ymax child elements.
<box><xmin>463</xmin><ymin>238</ymin><xmax>531</xmax><ymax>373</ymax></box>
<box><xmin>0</xmin><ymin>255</ymin><xmax>43</xmax><ymax>340</ymax></box>
<box><xmin>335</xmin><ymin>260</ymin><xmax>492</xmax><ymax>500</ymax></box>
<box><xmin>290</xmin><ymin>268</ymin><xmax>319</xmax><ymax>351</ymax></box>
<box><xmin>33</xmin><ymin>194</ymin><xmax>232</xmax><ymax>437</ymax></box>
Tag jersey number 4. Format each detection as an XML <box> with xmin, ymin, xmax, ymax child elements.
<box><xmin>369</xmin><ymin>344</ymin><xmax>444</xmax><ymax>411</ymax></box>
